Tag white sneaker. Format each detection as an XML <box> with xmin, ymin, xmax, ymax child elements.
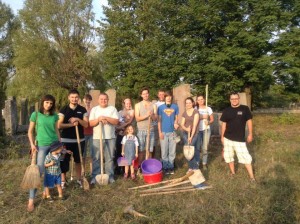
<box><xmin>90</xmin><ymin>179</ymin><xmax>96</xmax><ymax>185</ymax></box>
<box><xmin>77</xmin><ymin>180</ymin><xmax>83</xmax><ymax>188</ymax></box>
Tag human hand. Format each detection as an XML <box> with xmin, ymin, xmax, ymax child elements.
<box><xmin>159</xmin><ymin>132</ymin><xmax>164</xmax><ymax>140</ymax></box>
<box><xmin>66</xmin><ymin>150</ymin><xmax>72</xmax><ymax>154</ymax></box>
<box><xmin>121</xmin><ymin>152</ymin><xmax>125</xmax><ymax>156</ymax></box>
<box><xmin>247</xmin><ymin>134</ymin><xmax>253</xmax><ymax>143</ymax></box>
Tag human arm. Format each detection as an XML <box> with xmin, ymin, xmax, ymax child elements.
<box><xmin>246</xmin><ymin>119</ymin><xmax>253</xmax><ymax>143</ymax></box>
<box><xmin>55</xmin><ymin>120</ymin><xmax>61</xmax><ymax>142</ymax></box>
<box><xmin>134</xmin><ymin>103</ymin><xmax>152</xmax><ymax>122</ymax></box>
<box><xmin>180</xmin><ymin>117</ymin><xmax>190</xmax><ymax>132</ymax></box>
<box><xmin>44</xmin><ymin>160</ymin><xmax>54</xmax><ymax>167</ymax></box>
<box><xmin>121</xmin><ymin>143</ymin><xmax>125</xmax><ymax>156</ymax></box>
<box><xmin>68</xmin><ymin>116</ymin><xmax>88</xmax><ymax>128</ymax></box>
<box><xmin>58</xmin><ymin>114</ymin><xmax>76</xmax><ymax>129</ymax></box>
<box><xmin>221</xmin><ymin>122</ymin><xmax>226</xmax><ymax>145</ymax></box>
<box><xmin>28</xmin><ymin>121</ymin><xmax>38</xmax><ymax>153</ymax></box>
<box><xmin>189</xmin><ymin>113</ymin><xmax>199</xmax><ymax>143</ymax></box>
<box><xmin>158</xmin><ymin>115</ymin><xmax>164</xmax><ymax>140</ymax></box>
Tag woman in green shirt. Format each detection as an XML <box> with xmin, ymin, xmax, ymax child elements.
<box><xmin>27</xmin><ymin>95</ymin><xmax>60</xmax><ymax>212</ymax></box>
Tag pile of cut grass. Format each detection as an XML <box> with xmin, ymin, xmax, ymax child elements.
<box><xmin>0</xmin><ymin>114</ymin><xmax>299</xmax><ymax>223</ymax></box>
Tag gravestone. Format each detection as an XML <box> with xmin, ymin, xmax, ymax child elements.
<box><xmin>19</xmin><ymin>98</ymin><xmax>28</xmax><ymax>125</ymax></box>
<box><xmin>173</xmin><ymin>84</ymin><xmax>191</xmax><ymax>123</ymax></box>
<box><xmin>106</xmin><ymin>89</ymin><xmax>116</xmax><ymax>107</ymax></box>
<box><xmin>89</xmin><ymin>90</ymin><xmax>100</xmax><ymax>108</ymax></box>
<box><xmin>4</xmin><ymin>97</ymin><xmax>18</xmax><ymax>135</ymax></box>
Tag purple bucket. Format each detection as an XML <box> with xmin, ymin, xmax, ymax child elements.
<box><xmin>141</xmin><ymin>159</ymin><xmax>162</xmax><ymax>174</ymax></box>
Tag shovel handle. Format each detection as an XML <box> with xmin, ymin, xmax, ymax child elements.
<box><xmin>75</xmin><ymin>125</ymin><xmax>85</xmax><ymax>176</ymax></box>
<box><xmin>99</xmin><ymin>122</ymin><xmax>104</xmax><ymax>176</ymax></box>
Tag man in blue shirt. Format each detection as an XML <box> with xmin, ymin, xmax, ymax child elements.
<box><xmin>158</xmin><ymin>91</ymin><xmax>179</xmax><ymax>174</ymax></box>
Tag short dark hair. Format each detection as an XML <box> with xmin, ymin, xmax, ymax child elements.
<box><xmin>229</xmin><ymin>91</ymin><xmax>239</xmax><ymax>98</ymax></box>
<box><xmin>164</xmin><ymin>91</ymin><xmax>172</xmax><ymax>98</ymax></box>
<box><xmin>84</xmin><ymin>94</ymin><xmax>92</xmax><ymax>101</ymax></box>
<box><xmin>39</xmin><ymin>94</ymin><xmax>56</xmax><ymax>115</ymax></box>
<box><xmin>69</xmin><ymin>89</ymin><xmax>80</xmax><ymax>96</ymax></box>
<box><xmin>140</xmin><ymin>87</ymin><xmax>149</xmax><ymax>95</ymax></box>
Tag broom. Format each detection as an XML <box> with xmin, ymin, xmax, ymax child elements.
<box><xmin>20</xmin><ymin>151</ymin><xmax>41</xmax><ymax>189</ymax></box>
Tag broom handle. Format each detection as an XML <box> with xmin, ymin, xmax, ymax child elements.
<box><xmin>75</xmin><ymin>125</ymin><xmax>85</xmax><ymax>176</ymax></box>
<box><xmin>146</xmin><ymin>116</ymin><xmax>151</xmax><ymax>160</ymax></box>
<box><xmin>140</xmin><ymin>188</ymin><xmax>198</xmax><ymax>197</ymax></box>
<box><xmin>31</xmin><ymin>151</ymin><xmax>37</xmax><ymax>165</ymax></box>
<box><xmin>141</xmin><ymin>180</ymin><xmax>190</xmax><ymax>192</ymax></box>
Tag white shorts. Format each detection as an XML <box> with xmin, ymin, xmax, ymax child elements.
<box><xmin>223</xmin><ymin>137</ymin><xmax>252</xmax><ymax>164</ymax></box>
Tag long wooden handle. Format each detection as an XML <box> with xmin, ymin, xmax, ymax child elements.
<box><xmin>128</xmin><ymin>179</ymin><xmax>176</xmax><ymax>190</ymax></box>
<box><xmin>31</xmin><ymin>151</ymin><xmax>37</xmax><ymax>165</ymax></box>
<box><xmin>99</xmin><ymin>122</ymin><xmax>104</xmax><ymax>175</ymax></box>
<box><xmin>75</xmin><ymin>125</ymin><xmax>85</xmax><ymax>175</ymax></box>
<box><xmin>140</xmin><ymin>188</ymin><xmax>198</xmax><ymax>197</ymax></box>
<box><xmin>141</xmin><ymin>180</ymin><xmax>190</xmax><ymax>192</ymax></box>
<box><xmin>145</xmin><ymin>117</ymin><xmax>151</xmax><ymax>159</ymax></box>
<box><xmin>166</xmin><ymin>171</ymin><xmax>194</xmax><ymax>185</ymax></box>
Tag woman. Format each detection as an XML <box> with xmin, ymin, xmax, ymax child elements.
<box><xmin>195</xmin><ymin>94</ymin><xmax>214</xmax><ymax>169</ymax></box>
<box><xmin>114</xmin><ymin>98</ymin><xmax>135</xmax><ymax>175</ymax></box>
<box><xmin>27</xmin><ymin>94</ymin><xmax>60</xmax><ymax>212</ymax></box>
<box><xmin>180</xmin><ymin>97</ymin><xmax>200</xmax><ymax>171</ymax></box>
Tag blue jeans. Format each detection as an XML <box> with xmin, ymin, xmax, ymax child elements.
<box><xmin>160</xmin><ymin>132</ymin><xmax>177</xmax><ymax>170</ymax></box>
<box><xmin>182</xmin><ymin>132</ymin><xmax>199</xmax><ymax>169</ymax></box>
<box><xmin>92</xmin><ymin>139</ymin><xmax>116</xmax><ymax>180</ymax></box>
<box><xmin>196</xmin><ymin>129</ymin><xmax>211</xmax><ymax>165</ymax></box>
<box><xmin>29</xmin><ymin>145</ymin><xmax>50</xmax><ymax>199</ymax></box>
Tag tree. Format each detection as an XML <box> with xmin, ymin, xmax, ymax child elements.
<box><xmin>0</xmin><ymin>1</ymin><xmax>15</xmax><ymax>135</ymax></box>
<box><xmin>8</xmin><ymin>0</ymin><xmax>98</xmax><ymax>102</ymax></box>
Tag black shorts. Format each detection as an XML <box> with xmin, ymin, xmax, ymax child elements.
<box><xmin>60</xmin><ymin>141</ymin><xmax>85</xmax><ymax>173</ymax></box>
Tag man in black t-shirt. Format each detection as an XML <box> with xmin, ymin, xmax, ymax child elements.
<box><xmin>220</xmin><ymin>92</ymin><xmax>255</xmax><ymax>182</ymax></box>
<box><xmin>58</xmin><ymin>89</ymin><xmax>88</xmax><ymax>188</ymax></box>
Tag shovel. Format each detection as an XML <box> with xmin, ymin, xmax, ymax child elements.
<box><xmin>75</xmin><ymin>125</ymin><xmax>90</xmax><ymax>190</ymax></box>
<box><xmin>188</xmin><ymin>169</ymin><xmax>206</xmax><ymax>187</ymax></box>
<box><xmin>96</xmin><ymin>122</ymin><xmax>109</xmax><ymax>185</ymax></box>
<box><xmin>183</xmin><ymin>129</ymin><xmax>195</xmax><ymax>161</ymax></box>
<box><xmin>145</xmin><ymin>116</ymin><xmax>151</xmax><ymax>160</ymax></box>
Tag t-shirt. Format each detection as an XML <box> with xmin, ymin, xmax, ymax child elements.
<box><xmin>181</xmin><ymin>109</ymin><xmax>199</xmax><ymax>131</ymax></box>
<box><xmin>84</xmin><ymin>110</ymin><xmax>93</xmax><ymax>136</ymax></box>
<box><xmin>158</xmin><ymin>104</ymin><xmax>179</xmax><ymax>133</ymax></box>
<box><xmin>153</xmin><ymin>101</ymin><xmax>165</xmax><ymax>126</ymax></box>
<box><xmin>220</xmin><ymin>105</ymin><xmax>252</xmax><ymax>142</ymax></box>
<box><xmin>197</xmin><ymin>106</ymin><xmax>213</xmax><ymax>131</ymax></box>
<box><xmin>89</xmin><ymin>105</ymin><xmax>119</xmax><ymax>139</ymax></box>
<box><xmin>59</xmin><ymin>105</ymin><xmax>87</xmax><ymax>142</ymax></box>
<box><xmin>29</xmin><ymin>112</ymin><xmax>59</xmax><ymax>146</ymax></box>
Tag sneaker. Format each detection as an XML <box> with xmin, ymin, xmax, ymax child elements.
<box><xmin>169</xmin><ymin>169</ymin><xmax>175</xmax><ymax>175</ymax></box>
<box><xmin>58</xmin><ymin>196</ymin><xmax>66</xmax><ymax>201</ymax></box>
<box><xmin>90</xmin><ymin>179</ymin><xmax>96</xmax><ymax>185</ymax></box>
<box><xmin>123</xmin><ymin>173</ymin><xmax>128</xmax><ymax>179</ymax></box>
<box><xmin>109</xmin><ymin>178</ymin><xmax>115</xmax><ymax>184</ymax></box>
<box><xmin>131</xmin><ymin>173</ymin><xmax>136</xmax><ymax>180</ymax></box>
<box><xmin>195</xmin><ymin>183</ymin><xmax>211</xmax><ymax>190</ymax></box>
<box><xmin>77</xmin><ymin>180</ymin><xmax>83</xmax><ymax>188</ymax></box>
<box><xmin>61</xmin><ymin>181</ymin><xmax>66</xmax><ymax>189</ymax></box>
<box><xmin>45</xmin><ymin>196</ymin><xmax>54</xmax><ymax>202</ymax></box>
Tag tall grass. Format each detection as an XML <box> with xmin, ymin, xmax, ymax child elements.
<box><xmin>0</xmin><ymin>114</ymin><xmax>299</xmax><ymax>223</ymax></box>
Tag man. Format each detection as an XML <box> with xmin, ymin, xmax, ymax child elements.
<box><xmin>135</xmin><ymin>87</ymin><xmax>157</xmax><ymax>164</ymax></box>
<box><xmin>220</xmin><ymin>92</ymin><xmax>255</xmax><ymax>182</ymax></box>
<box><xmin>82</xmin><ymin>94</ymin><xmax>93</xmax><ymax>174</ymax></box>
<box><xmin>58</xmin><ymin>89</ymin><xmax>88</xmax><ymax>188</ymax></box>
<box><xmin>89</xmin><ymin>93</ymin><xmax>119</xmax><ymax>184</ymax></box>
<box><xmin>153</xmin><ymin>90</ymin><xmax>165</xmax><ymax>159</ymax></box>
<box><xmin>158</xmin><ymin>91</ymin><xmax>179</xmax><ymax>174</ymax></box>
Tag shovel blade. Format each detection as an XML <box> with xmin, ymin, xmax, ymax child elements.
<box><xmin>183</xmin><ymin>145</ymin><xmax>195</xmax><ymax>161</ymax></box>
<box><xmin>95</xmin><ymin>174</ymin><xmax>109</xmax><ymax>185</ymax></box>
<box><xmin>189</xmin><ymin>169</ymin><xmax>205</xmax><ymax>186</ymax></box>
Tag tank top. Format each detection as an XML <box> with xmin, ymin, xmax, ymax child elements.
<box><xmin>136</xmin><ymin>101</ymin><xmax>154</xmax><ymax>131</ymax></box>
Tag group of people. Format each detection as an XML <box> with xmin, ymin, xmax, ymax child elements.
<box><xmin>26</xmin><ymin>88</ymin><xmax>255</xmax><ymax>212</ymax></box>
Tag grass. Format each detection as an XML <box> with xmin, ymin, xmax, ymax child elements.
<box><xmin>0</xmin><ymin>114</ymin><xmax>299</xmax><ymax>223</ymax></box>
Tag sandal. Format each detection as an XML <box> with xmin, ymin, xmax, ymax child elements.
<box><xmin>131</xmin><ymin>173</ymin><xmax>136</xmax><ymax>180</ymax></box>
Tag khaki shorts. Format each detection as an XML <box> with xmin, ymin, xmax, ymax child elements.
<box><xmin>223</xmin><ymin>137</ymin><xmax>252</xmax><ymax>164</ymax></box>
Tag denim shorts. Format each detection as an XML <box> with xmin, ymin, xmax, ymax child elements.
<box><xmin>137</xmin><ymin>130</ymin><xmax>155</xmax><ymax>152</ymax></box>
<box><xmin>44</xmin><ymin>173</ymin><xmax>61</xmax><ymax>188</ymax></box>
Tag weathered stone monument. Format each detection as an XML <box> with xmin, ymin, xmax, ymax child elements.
<box><xmin>4</xmin><ymin>97</ymin><xmax>18</xmax><ymax>135</ymax></box>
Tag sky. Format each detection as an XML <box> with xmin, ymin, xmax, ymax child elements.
<box><xmin>1</xmin><ymin>0</ymin><xmax>108</xmax><ymax>20</ymax></box>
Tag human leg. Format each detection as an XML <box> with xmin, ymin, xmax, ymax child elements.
<box><xmin>168</xmin><ymin>132</ymin><xmax>177</xmax><ymax>170</ymax></box>
<box><xmin>137</xmin><ymin>130</ymin><xmax>146</xmax><ymax>166</ymax></box>
<box><xmin>91</xmin><ymin>139</ymin><xmax>100</xmax><ymax>180</ymax></box>
<box><xmin>104</xmin><ymin>139</ymin><xmax>116</xmax><ymax>181</ymax></box>
<box><xmin>160</xmin><ymin>133</ymin><xmax>169</xmax><ymax>171</ymax></box>
<box><xmin>28</xmin><ymin>145</ymin><xmax>50</xmax><ymax>211</ymax></box>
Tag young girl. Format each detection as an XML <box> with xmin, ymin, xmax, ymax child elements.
<box><xmin>121</xmin><ymin>125</ymin><xmax>139</xmax><ymax>180</ymax></box>
<box><xmin>44</xmin><ymin>141</ymin><xmax>65</xmax><ymax>201</ymax></box>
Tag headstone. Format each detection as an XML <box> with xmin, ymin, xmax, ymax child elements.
<box><xmin>210</xmin><ymin>113</ymin><xmax>222</xmax><ymax>136</ymax></box>
<box><xmin>239</xmin><ymin>92</ymin><xmax>251</xmax><ymax>109</ymax></box>
<box><xmin>106</xmin><ymin>89</ymin><xmax>116</xmax><ymax>107</ymax></box>
<box><xmin>4</xmin><ymin>97</ymin><xmax>18</xmax><ymax>135</ymax></box>
<box><xmin>89</xmin><ymin>90</ymin><xmax>100</xmax><ymax>108</ymax></box>
<box><xmin>19</xmin><ymin>98</ymin><xmax>28</xmax><ymax>125</ymax></box>
<box><xmin>173</xmin><ymin>84</ymin><xmax>191</xmax><ymax>123</ymax></box>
